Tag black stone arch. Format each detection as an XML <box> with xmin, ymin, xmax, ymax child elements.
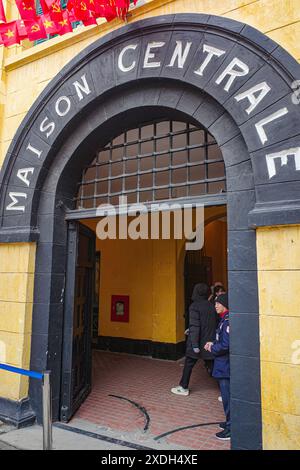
<box><xmin>1</xmin><ymin>13</ymin><xmax>300</xmax><ymax>238</ymax></box>
<box><xmin>29</xmin><ymin>79</ymin><xmax>258</xmax><ymax>450</ymax></box>
<box><xmin>1</xmin><ymin>13</ymin><xmax>299</xmax><ymax>449</ymax></box>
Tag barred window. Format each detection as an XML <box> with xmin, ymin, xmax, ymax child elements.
<box><xmin>76</xmin><ymin>120</ymin><xmax>226</xmax><ymax>209</ymax></box>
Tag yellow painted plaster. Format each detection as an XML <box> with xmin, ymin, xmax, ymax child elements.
<box><xmin>0</xmin><ymin>243</ymin><xmax>36</xmax><ymax>400</ymax></box>
<box><xmin>261</xmin><ymin>362</ymin><xmax>300</xmax><ymax>416</ymax></box>
<box><xmin>258</xmin><ymin>225</ymin><xmax>300</xmax><ymax>450</ymax></box>
<box><xmin>262</xmin><ymin>410</ymin><xmax>300</xmax><ymax>450</ymax></box>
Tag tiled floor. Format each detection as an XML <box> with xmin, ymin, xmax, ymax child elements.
<box><xmin>72</xmin><ymin>351</ymin><xmax>230</xmax><ymax>450</ymax></box>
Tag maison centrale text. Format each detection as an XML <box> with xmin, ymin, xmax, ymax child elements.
<box><xmin>6</xmin><ymin>39</ymin><xmax>300</xmax><ymax>213</ymax></box>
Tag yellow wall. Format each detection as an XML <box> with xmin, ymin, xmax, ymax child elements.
<box><xmin>205</xmin><ymin>220</ymin><xmax>228</xmax><ymax>289</ymax></box>
<box><xmin>0</xmin><ymin>243</ymin><xmax>36</xmax><ymax>400</ymax></box>
<box><xmin>257</xmin><ymin>225</ymin><xmax>300</xmax><ymax>450</ymax></box>
<box><xmin>83</xmin><ymin>217</ymin><xmax>179</xmax><ymax>344</ymax></box>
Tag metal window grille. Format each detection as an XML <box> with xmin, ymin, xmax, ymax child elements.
<box><xmin>76</xmin><ymin>120</ymin><xmax>226</xmax><ymax>209</ymax></box>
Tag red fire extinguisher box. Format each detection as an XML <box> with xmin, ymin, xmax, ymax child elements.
<box><xmin>111</xmin><ymin>295</ymin><xmax>130</xmax><ymax>322</ymax></box>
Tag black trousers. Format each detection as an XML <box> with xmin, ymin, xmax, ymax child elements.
<box><xmin>218</xmin><ymin>378</ymin><xmax>230</xmax><ymax>430</ymax></box>
<box><xmin>204</xmin><ymin>359</ymin><xmax>214</xmax><ymax>376</ymax></box>
<box><xmin>179</xmin><ymin>356</ymin><xmax>198</xmax><ymax>389</ymax></box>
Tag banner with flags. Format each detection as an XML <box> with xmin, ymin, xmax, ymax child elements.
<box><xmin>25</xmin><ymin>16</ymin><xmax>47</xmax><ymax>40</ymax></box>
<box><xmin>0</xmin><ymin>0</ymin><xmax>137</xmax><ymax>47</ymax></box>
<box><xmin>15</xmin><ymin>0</ymin><xmax>38</xmax><ymax>21</ymax></box>
<box><xmin>41</xmin><ymin>13</ymin><xmax>61</xmax><ymax>35</ymax></box>
<box><xmin>16</xmin><ymin>19</ymin><xmax>29</xmax><ymax>38</ymax></box>
<box><xmin>57</xmin><ymin>10</ymin><xmax>73</xmax><ymax>35</ymax></box>
<box><xmin>48</xmin><ymin>0</ymin><xmax>64</xmax><ymax>22</ymax></box>
<box><xmin>0</xmin><ymin>21</ymin><xmax>21</xmax><ymax>46</ymax></box>
<box><xmin>0</xmin><ymin>0</ymin><xmax>6</xmax><ymax>23</ymax></box>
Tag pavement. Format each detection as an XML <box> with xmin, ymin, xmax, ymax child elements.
<box><xmin>0</xmin><ymin>420</ymin><xmax>18</xmax><ymax>450</ymax></box>
<box><xmin>0</xmin><ymin>418</ymin><xmax>187</xmax><ymax>451</ymax></box>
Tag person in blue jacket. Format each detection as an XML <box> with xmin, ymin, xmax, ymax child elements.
<box><xmin>204</xmin><ymin>293</ymin><xmax>230</xmax><ymax>441</ymax></box>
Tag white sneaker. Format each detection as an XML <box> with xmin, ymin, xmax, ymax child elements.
<box><xmin>218</xmin><ymin>396</ymin><xmax>223</xmax><ymax>402</ymax></box>
<box><xmin>171</xmin><ymin>386</ymin><xmax>189</xmax><ymax>396</ymax></box>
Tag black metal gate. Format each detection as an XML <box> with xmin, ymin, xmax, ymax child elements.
<box><xmin>60</xmin><ymin>222</ymin><xmax>95</xmax><ymax>421</ymax></box>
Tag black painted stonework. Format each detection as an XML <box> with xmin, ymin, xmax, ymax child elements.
<box><xmin>0</xmin><ymin>13</ymin><xmax>300</xmax><ymax>449</ymax></box>
<box><xmin>94</xmin><ymin>337</ymin><xmax>186</xmax><ymax>361</ymax></box>
<box><xmin>0</xmin><ymin>397</ymin><xmax>35</xmax><ymax>428</ymax></box>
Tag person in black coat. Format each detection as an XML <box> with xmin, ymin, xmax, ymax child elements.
<box><xmin>171</xmin><ymin>283</ymin><xmax>217</xmax><ymax>396</ymax></box>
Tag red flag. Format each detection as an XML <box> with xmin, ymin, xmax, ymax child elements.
<box><xmin>0</xmin><ymin>0</ymin><xmax>6</xmax><ymax>23</ymax></box>
<box><xmin>44</xmin><ymin>0</ymin><xmax>56</xmax><ymax>7</ymax></box>
<box><xmin>25</xmin><ymin>17</ymin><xmax>47</xmax><ymax>41</ymax></box>
<box><xmin>15</xmin><ymin>0</ymin><xmax>37</xmax><ymax>21</ymax></box>
<box><xmin>86</xmin><ymin>0</ymin><xmax>96</xmax><ymax>14</ymax></box>
<box><xmin>73</xmin><ymin>1</ymin><xmax>91</xmax><ymax>21</ymax></box>
<box><xmin>94</xmin><ymin>1</ymin><xmax>117</xmax><ymax>22</ymax></box>
<box><xmin>67</xmin><ymin>9</ymin><xmax>78</xmax><ymax>23</ymax></box>
<box><xmin>82</xmin><ymin>12</ymin><xmax>97</xmax><ymax>26</ymax></box>
<box><xmin>0</xmin><ymin>21</ymin><xmax>20</xmax><ymax>46</ymax></box>
<box><xmin>16</xmin><ymin>19</ymin><xmax>28</xmax><ymax>39</ymax></box>
<box><xmin>93</xmin><ymin>2</ymin><xmax>107</xmax><ymax>19</ymax></box>
<box><xmin>104</xmin><ymin>6</ymin><xmax>118</xmax><ymax>22</ymax></box>
<box><xmin>57</xmin><ymin>11</ymin><xmax>73</xmax><ymax>35</ymax></box>
<box><xmin>115</xmin><ymin>0</ymin><xmax>129</xmax><ymax>7</ymax></box>
<box><xmin>115</xmin><ymin>0</ymin><xmax>130</xmax><ymax>19</ymax></box>
<box><xmin>41</xmin><ymin>14</ymin><xmax>60</xmax><ymax>35</ymax></box>
<box><xmin>48</xmin><ymin>0</ymin><xmax>64</xmax><ymax>21</ymax></box>
<box><xmin>39</xmin><ymin>0</ymin><xmax>50</xmax><ymax>14</ymax></box>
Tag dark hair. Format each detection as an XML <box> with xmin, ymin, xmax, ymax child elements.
<box><xmin>214</xmin><ymin>285</ymin><xmax>225</xmax><ymax>296</ymax></box>
<box><xmin>192</xmin><ymin>283</ymin><xmax>209</xmax><ymax>301</ymax></box>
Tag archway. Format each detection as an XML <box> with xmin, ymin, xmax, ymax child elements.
<box><xmin>1</xmin><ymin>14</ymin><xmax>300</xmax><ymax>450</ymax></box>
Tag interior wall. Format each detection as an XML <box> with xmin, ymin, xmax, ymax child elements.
<box><xmin>82</xmin><ymin>217</ymin><xmax>178</xmax><ymax>344</ymax></box>
<box><xmin>205</xmin><ymin>220</ymin><xmax>228</xmax><ymax>289</ymax></box>
<box><xmin>176</xmin><ymin>208</ymin><xmax>227</xmax><ymax>343</ymax></box>
<box><xmin>82</xmin><ymin>206</ymin><xmax>227</xmax><ymax>346</ymax></box>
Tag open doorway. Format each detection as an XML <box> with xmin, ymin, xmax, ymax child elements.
<box><xmin>60</xmin><ymin>206</ymin><xmax>228</xmax><ymax>450</ymax></box>
<box><xmin>60</xmin><ymin>118</ymin><xmax>229</xmax><ymax>449</ymax></box>
<box><xmin>78</xmin><ymin>206</ymin><xmax>227</xmax><ymax>361</ymax></box>
<box><xmin>184</xmin><ymin>211</ymin><xmax>227</xmax><ymax>329</ymax></box>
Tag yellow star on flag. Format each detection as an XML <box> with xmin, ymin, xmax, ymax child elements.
<box><xmin>59</xmin><ymin>19</ymin><xmax>68</xmax><ymax>26</ymax></box>
<box><xmin>43</xmin><ymin>20</ymin><xmax>54</xmax><ymax>29</ymax></box>
<box><xmin>5</xmin><ymin>29</ymin><xmax>14</xmax><ymax>38</ymax></box>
